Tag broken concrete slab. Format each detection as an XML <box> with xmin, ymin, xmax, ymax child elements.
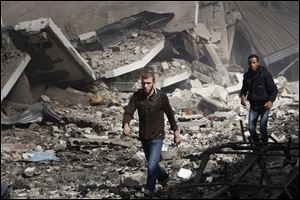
<box><xmin>147</xmin><ymin>59</ymin><xmax>192</xmax><ymax>88</ymax></box>
<box><xmin>1</xmin><ymin>28</ymin><xmax>31</xmax><ymax>103</ymax></box>
<box><xmin>275</xmin><ymin>75</ymin><xmax>288</xmax><ymax>93</ymax></box>
<box><xmin>5</xmin><ymin>73</ymin><xmax>34</xmax><ymax>105</ymax></box>
<box><xmin>82</xmin><ymin>31</ymin><xmax>164</xmax><ymax>79</ymax></box>
<box><xmin>190</xmin><ymin>79</ymin><xmax>203</xmax><ymax>89</ymax></box>
<box><xmin>102</xmin><ymin>40</ymin><xmax>164</xmax><ymax>78</ymax></box>
<box><xmin>204</xmin><ymin>43</ymin><xmax>223</xmax><ymax>66</ymax></box>
<box><xmin>226</xmin><ymin>73</ymin><xmax>243</xmax><ymax>94</ymax></box>
<box><xmin>197</xmin><ymin>96</ymin><xmax>230</xmax><ymax>116</ymax></box>
<box><xmin>13</xmin><ymin>17</ymin><xmax>96</xmax><ymax>85</ymax></box>
<box><xmin>1</xmin><ymin>53</ymin><xmax>31</xmax><ymax>102</ymax></box>
<box><xmin>192</xmin><ymin>84</ymin><xmax>229</xmax><ymax>103</ymax></box>
<box><xmin>160</xmin><ymin>71</ymin><xmax>191</xmax><ymax>88</ymax></box>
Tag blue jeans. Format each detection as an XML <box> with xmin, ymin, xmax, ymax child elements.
<box><xmin>248</xmin><ymin>107</ymin><xmax>270</xmax><ymax>143</ymax></box>
<box><xmin>142</xmin><ymin>139</ymin><xmax>169</xmax><ymax>196</ymax></box>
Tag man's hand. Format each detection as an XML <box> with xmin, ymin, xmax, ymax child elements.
<box><xmin>241</xmin><ymin>95</ymin><xmax>247</xmax><ymax>107</ymax></box>
<box><xmin>174</xmin><ymin>130</ymin><xmax>181</xmax><ymax>145</ymax></box>
<box><xmin>264</xmin><ymin>100</ymin><xmax>273</xmax><ymax>110</ymax></box>
<box><xmin>123</xmin><ymin>123</ymin><xmax>131</xmax><ymax>136</ymax></box>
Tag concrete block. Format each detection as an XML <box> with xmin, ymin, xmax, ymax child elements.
<box><xmin>68</xmin><ymin>137</ymin><xmax>109</xmax><ymax>147</ymax></box>
<box><xmin>78</xmin><ymin>31</ymin><xmax>97</xmax><ymax>44</ymax></box>
<box><xmin>190</xmin><ymin>79</ymin><xmax>203</xmax><ymax>88</ymax></box>
<box><xmin>177</xmin><ymin>168</ymin><xmax>192</xmax><ymax>179</ymax></box>
<box><xmin>172</xmin><ymin>60</ymin><xmax>182</xmax><ymax>68</ymax></box>
<box><xmin>193</xmin><ymin>23</ymin><xmax>210</xmax><ymax>41</ymax></box>
<box><xmin>211</xmin><ymin>85</ymin><xmax>229</xmax><ymax>102</ymax></box>
<box><xmin>162</xmin><ymin>61</ymin><xmax>169</xmax><ymax>70</ymax></box>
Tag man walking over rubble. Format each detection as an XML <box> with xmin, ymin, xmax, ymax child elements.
<box><xmin>122</xmin><ymin>71</ymin><xmax>180</xmax><ymax>198</ymax></box>
<box><xmin>240</xmin><ymin>54</ymin><xmax>278</xmax><ymax>144</ymax></box>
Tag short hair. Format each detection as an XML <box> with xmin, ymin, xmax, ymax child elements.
<box><xmin>248</xmin><ymin>54</ymin><xmax>260</xmax><ymax>62</ymax></box>
<box><xmin>141</xmin><ymin>71</ymin><xmax>155</xmax><ymax>82</ymax></box>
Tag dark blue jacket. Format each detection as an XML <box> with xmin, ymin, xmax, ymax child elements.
<box><xmin>241</xmin><ymin>66</ymin><xmax>278</xmax><ymax>109</ymax></box>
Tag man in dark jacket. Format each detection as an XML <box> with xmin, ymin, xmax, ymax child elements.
<box><xmin>240</xmin><ymin>54</ymin><xmax>278</xmax><ymax>144</ymax></box>
<box><xmin>123</xmin><ymin>71</ymin><xmax>180</xmax><ymax>198</ymax></box>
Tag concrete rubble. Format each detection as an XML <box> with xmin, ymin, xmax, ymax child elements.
<box><xmin>81</xmin><ymin>31</ymin><xmax>165</xmax><ymax>79</ymax></box>
<box><xmin>1</xmin><ymin>2</ymin><xmax>299</xmax><ymax>199</ymax></box>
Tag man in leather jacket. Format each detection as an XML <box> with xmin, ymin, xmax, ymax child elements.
<box><xmin>122</xmin><ymin>71</ymin><xmax>180</xmax><ymax>198</ymax></box>
<box><xmin>240</xmin><ymin>54</ymin><xmax>278</xmax><ymax>144</ymax></box>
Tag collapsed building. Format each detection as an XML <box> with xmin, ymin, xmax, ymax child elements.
<box><xmin>1</xmin><ymin>18</ymin><xmax>96</xmax><ymax>124</ymax></box>
<box><xmin>1</xmin><ymin>1</ymin><xmax>299</xmax><ymax>199</ymax></box>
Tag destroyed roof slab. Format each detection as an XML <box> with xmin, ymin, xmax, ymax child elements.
<box><xmin>103</xmin><ymin>40</ymin><xmax>165</xmax><ymax>78</ymax></box>
<box><xmin>81</xmin><ymin>31</ymin><xmax>165</xmax><ymax>79</ymax></box>
<box><xmin>13</xmin><ymin>18</ymin><xmax>96</xmax><ymax>85</ymax></box>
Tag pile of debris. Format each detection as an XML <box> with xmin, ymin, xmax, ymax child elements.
<box><xmin>1</xmin><ymin>2</ymin><xmax>299</xmax><ymax>199</ymax></box>
<box><xmin>81</xmin><ymin>31</ymin><xmax>164</xmax><ymax>78</ymax></box>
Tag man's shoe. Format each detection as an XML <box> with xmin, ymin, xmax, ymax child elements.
<box><xmin>159</xmin><ymin>176</ymin><xmax>170</xmax><ymax>187</ymax></box>
<box><xmin>144</xmin><ymin>189</ymin><xmax>154</xmax><ymax>199</ymax></box>
<box><xmin>144</xmin><ymin>194</ymin><xmax>153</xmax><ymax>199</ymax></box>
<box><xmin>158</xmin><ymin>176</ymin><xmax>171</xmax><ymax>198</ymax></box>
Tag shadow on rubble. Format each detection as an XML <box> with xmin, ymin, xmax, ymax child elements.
<box><xmin>167</xmin><ymin>141</ymin><xmax>299</xmax><ymax>199</ymax></box>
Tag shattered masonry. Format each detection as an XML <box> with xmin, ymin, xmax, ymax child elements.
<box><xmin>1</xmin><ymin>2</ymin><xmax>299</xmax><ymax>199</ymax></box>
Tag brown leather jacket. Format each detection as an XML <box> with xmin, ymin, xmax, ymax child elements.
<box><xmin>122</xmin><ymin>88</ymin><xmax>178</xmax><ymax>141</ymax></box>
